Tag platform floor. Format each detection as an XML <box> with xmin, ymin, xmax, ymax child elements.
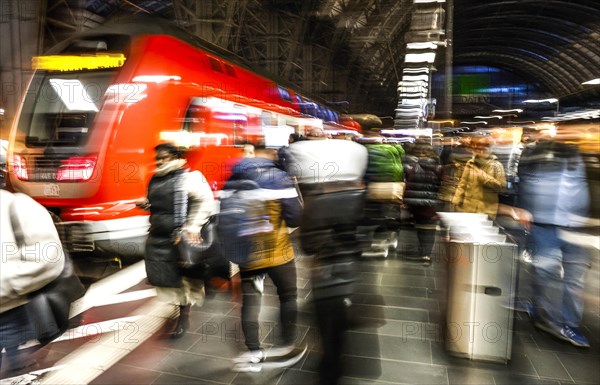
<box><xmin>1</xmin><ymin>229</ymin><xmax>599</xmax><ymax>385</ymax></box>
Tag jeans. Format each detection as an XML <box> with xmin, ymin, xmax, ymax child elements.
<box><xmin>530</xmin><ymin>224</ymin><xmax>592</xmax><ymax>327</ymax></box>
<box><xmin>240</xmin><ymin>260</ymin><xmax>298</xmax><ymax>351</ymax></box>
<box><xmin>0</xmin><ymin>305</ymin><xmax>35</xmax><ymax>371</ymax></box>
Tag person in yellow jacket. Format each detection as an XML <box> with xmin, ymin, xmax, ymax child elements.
<box><xmin>226</xmin><ymin>143</ymin><xmax>304</xmax><ymax>372</ymax></box>
<box><xmin>452</xmin><ymin>136</ymin><xmax>506</xmax><ymax>219</ymax></box>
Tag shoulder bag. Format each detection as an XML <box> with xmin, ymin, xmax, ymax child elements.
<box><xmin>9</xmin><ymin>201</ymin><xmax>86</xmax><ymax>345</ymax></box>
<box><xmin>174</xmin><ymin>173</ymin><xmax>228</xmax><ymax>279</ymax></box>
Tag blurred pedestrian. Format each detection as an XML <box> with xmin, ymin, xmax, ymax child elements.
<box><xmin>286</xmin><ymin>132</ymin><xmax>369</xmax><ymax>385</ymax></box>
<box><xmin>402</xmin><ymin>139</ymin><xmax>443</xmax><ymax>265</ymax></box>
<box><xmin>227</xmin><ymin>143</ymin><xmax>304</xmax><ymax>372</ymax></box>
<box><xmin>517</xmin><ymin>130</ymin><xmax>592</xmax><ymax>347</ymax></box>
<box><xmin>438</xmin><ymin>136</ymin><xmax>472</xmax><ymax>212</ymax></box>
<box><xmin>451</xmin><ymin>136</ymin><xmax>506</xmax><ymax>219</ymax></box>
<box><xmin>135</xmin><ymin>142</ymin><xmax>215</xmax><ymax>339</ymax></box>
<box><xmin>277</xmin><ymin>132</ymin><xmax>303</xmax><ymax>169</ymax></box>
<box><xmin>240</xmin><ymin>142</ymin><xmax>267</xmax><ymax>295</ymax></box>
<box><xmin>1</xmin><ymin>190</ymin><xmax>65</xmax><ymax>373</ymax></box>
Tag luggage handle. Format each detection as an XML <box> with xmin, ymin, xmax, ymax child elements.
<box><xmin>483</xmin><ymin>286</ymin><xmax>502</xmax><ymax>296</ymax></box>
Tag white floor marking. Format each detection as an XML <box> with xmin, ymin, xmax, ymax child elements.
<box><xmin>40</xmin><ymin>299</ymin><xmax>176</xmax><ymax>385</ymax></box>
<box><xmin>69</xmin><ymin>260</ymin><xmax>148</xmax><ymax>317</ymax></box>
<box><xmin>90</xmin><ymin>288</ymin><xmax>157</xmax><ymax>308</ymax></box>
<box><xmin>3</xmin><ymin>260</ymin><xmax>164</xmax><ymax>385</ymax></box>
<box><xmin>52</xmin><ymin>316</ymin><xmax>143</xmax><ymax>343</ymax></box>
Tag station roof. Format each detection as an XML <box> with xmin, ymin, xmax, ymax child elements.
<box><xmin>44</xmin><ymin>0</ymin><xmax>600</xmax><ymax>116</ymax></box>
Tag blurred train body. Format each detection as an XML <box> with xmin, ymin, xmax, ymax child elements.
<box><xmin>7</xmin><ymin>18</ymin><xmax>351</xmax><ymax>257</ymax></box>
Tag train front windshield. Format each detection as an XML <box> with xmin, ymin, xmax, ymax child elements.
<box><xmin>18</xmin><ymin>71</ymin><xmax>115</xmax><ymax>148</ymax></box>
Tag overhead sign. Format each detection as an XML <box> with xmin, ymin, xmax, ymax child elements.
<box><xmin>32</xmin><ymin>53</ymin><xmax>126</xmax><ymax>72</ymax></box>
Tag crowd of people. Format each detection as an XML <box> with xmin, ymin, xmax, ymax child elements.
<box><xmin>1</xmin><ymin>124</ymin><xmax>596</xmax><ymax>384</ymax></box>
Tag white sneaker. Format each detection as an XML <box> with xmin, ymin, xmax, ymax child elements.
<box><xmin>232</xmin><ymin>362</ymin><xmax>262</xmax><ymax>373</ymax></box>
<box><xmin>233</xmin><ymin>349</ymin><xmax>265</xmax><ymax>364</ymax></box>
<box><xmin>252</xmin><ymin>274</ymin><xmax>265</xmax><ymax>295</ymax></box>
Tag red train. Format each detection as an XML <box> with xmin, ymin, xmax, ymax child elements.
<box><xmin>7</xmin><ymin>17</ymin><xmax>358</xmax><ymax>257</ymax></box>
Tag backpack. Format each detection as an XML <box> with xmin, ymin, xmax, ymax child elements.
<box><xmin>365</xmin><ymin>143</ymin><xmax>404</xmax><ymax>182</ymax></box>
<box><xmin>216</xmin><ymin>179</ymin><xmax>274</xmax><ymax>265</ymax></box>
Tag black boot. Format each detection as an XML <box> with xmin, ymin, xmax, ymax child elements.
<box><xmin>169</xmin><ymin>305</ymin><xmax>191</xmax><ymax>339</ymax></box>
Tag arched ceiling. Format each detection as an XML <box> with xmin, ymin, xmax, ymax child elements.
<box><xmin>452</xmin><ymin>0</ymin><xmax>600</xmax><ymax>109</ymax></box>
<box><xmin>41</xmin><ymin>0</ymin><xmax>600</xmax><ymax>116</ymax></box>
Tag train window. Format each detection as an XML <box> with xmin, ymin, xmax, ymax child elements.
<box><xmin>261</xmin><ymin>111</ymin><xmax>275</xmax><ymax>126</ymax></box>
<box><xmin>223</xmin><ymin>64</ymin><xmax>237</xmax><ymax>77</ymax></box>
<box><xmin>305</xmin><ymin>100</ymin><xmax>317</xmax><ymax>117</ymax></box>
<box><xmin>183</xmin><ymin>105</ymin><xmax>209</xmax><ymax>132</ymax></box>
<box><xmin>315</xmin><ymin>105</ymin><xmax>326</xmax><ymax>120</ymax></box>
<box><xmin>208</xmin><ymin>57</ymin><xmax>224</xmax><ymax>73</ymax></box>
<box><xmin>277</xmin><ymin>86</ymin><xmax>292</xmax><ymax>102</ymax></box>
<box><xmin>62</xmin><ymin>35</ymin><xmax>131</xmax><ymax>55</ymax></box>
<box><xmin>293</xmin><ymin>95</ymin><xmax>306</xmax><ymax>114</ymax></box>
<box><xmin>20</xmin><ymin>72</ymin><xmax>114</xmax><ymax>148</ymax></box>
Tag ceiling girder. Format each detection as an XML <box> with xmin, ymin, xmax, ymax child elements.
<box><xmin>35</xmin><ymin>0</ymin><xmax>600</xmax><ymax>116</ymax></box>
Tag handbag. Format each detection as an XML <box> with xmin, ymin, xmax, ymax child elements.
<box><xmin>26</xmin><ymin>256</ymin><xmax>86</xmax><ymax>345</ymax></box>
<box><xmin>178</xmin><ymin>215</ymin><xmax>222</xmax><ymax>270</ymax></box>
<box><xmin>173</xmin><ymin>172</ymin><xmax>229</xmax><ymax>280</ymax></box>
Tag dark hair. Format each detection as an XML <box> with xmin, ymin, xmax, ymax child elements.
<box><xmin>253</xmin><ymin>138</ymin><xmax>267</xmax><ymax>150</ymax></box>
<box><xmin>155</xmin><ymin>142</ymin><xmax>183</xmax><ymax>158</ymax></box>
<box><xmin>289</xmin><ymin>133</ymin><xmax>301</xmax><ymax>142</ymax></box>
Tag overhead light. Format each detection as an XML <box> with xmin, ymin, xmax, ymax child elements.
<box><xmin>473</xmin><ymin>115</ymin><xmax>503</xmax><ymax>119</ymax></box>
<box><xmin>582</xmin><ymin>78</ymin><xmax>600</xmax><ymax>85</ymax></box>
<box><xmin>402</xmin><ymin>75</ymin><xmax>430</xmax><ymax>82</ymax></box>
<box><xmin>403</xmin><ymin>67</ymin><xmax>431</xmax><ymax>74</ymax></box>
<box><xmin>460</xmin><ymin>121</ymin><xmax>488</xmax><ymax>125</ymax></box>
<box><xmin>405</xmin><ymin>53</ymin><xmax>436</xmax><ymax>63</ymax></box>
<box><xmin>492</xmin><ymin>109</ymin><xmax>523</xmax><ymax>113</ymax></box>
<box><xmin>523</xmin><ymin>98</ymin><xmax>558</xmax><ymax>104</ymax></box>
<box><xmin>407</xmin><ymin>42</ymin><xmax>438</xmax><ymax>50</ymax></box>
<box><xmin>414</xmin><ymin>0</ymin><xmax>446</xmax><ymax>3</ymax></box>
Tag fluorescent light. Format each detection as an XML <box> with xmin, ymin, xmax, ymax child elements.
<box><xmin>582</xmin><ymin>78</ymin><xmax>600</xmax><ymax>85</ymax></box>
<box><xmin>381</xmin><ymin>128</ymin><xmax>433</xmax><ymax>137</ymax></box>
<box><xmin>473</xmin><ymin>115</ymin><xmax>503</xmax><ymax>119</ymax></box>
<box><xmin>403</xmin><ymin>67</ymin><xmax>430</xmax><ymax>74</ymax></box>
<box><xmin>402</xmin><ymin>75</ymin><xmax>430</xmax><ymax>82</ymax></box>
<box><xmin>523</xmin><ymin>98</ymin><xmax>558</xmax><ymax>104</ymax></box>
<box><xmin>492</xmin><ymin>109</ymin><xmax>523</xmax><ymax>113</ymax></box>
<box><xmin>407</xmin><ymin>42</ymin><xmax>438</xmax><ymax>50</ymax></box>
<box><xmin>405</xmin><ymin>53</ymin><xmax>436</xmax><ymax>63</ymax></box>
<box><xmin>459</xmin><ymin>121</ymin><xmax>488</xmax><ymax>125</ymax></box>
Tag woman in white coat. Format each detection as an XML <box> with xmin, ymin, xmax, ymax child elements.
<box><xmin>0</xmin><ymin>190</ymin><xmax>66</xmax><ymax>372</ymax></box>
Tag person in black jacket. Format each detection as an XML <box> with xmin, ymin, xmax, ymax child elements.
<box><xmin>285</xmin><ymin>133</ymin><xmax>369</xmax><ymax>385</ymax></box>
<box><xmin>135</xmin><ymin>143</ymin><xmax>215</xmax><ymax>339</ymax></box>
<box><xmin>402</xmin><ymin>139</ymin><xmax>443</xmax><ymax>265</ymax></box>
